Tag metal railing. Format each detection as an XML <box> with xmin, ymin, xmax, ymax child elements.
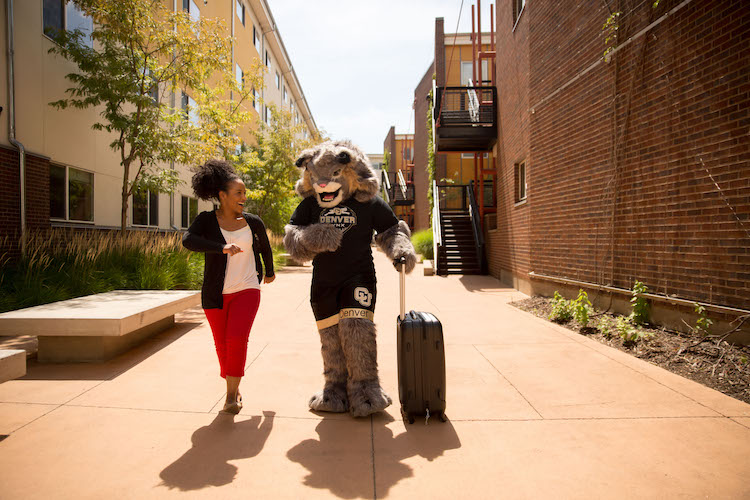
<box><xmin>397</xmin><ymin>169</ymin><xmax>408</xmax><ymax>199</ymax></box>
<box><xmin>432</xmin><ymin>180</ymin><xmax>442</xmax><ymax>275</ymax></box>
<box><xmin>467</xmin><ymin>181</ymin><xmax>487</xmax><ymax>274</ymax></box>
<box><xmin>434</xmin><ymin>86</ymin><xmax>497</xmax><ymax>127</ymax></box>
<box><xmin>381</xmin><ymin>170</ymin><xmax>391</xmax><ymax>203</ymax></box>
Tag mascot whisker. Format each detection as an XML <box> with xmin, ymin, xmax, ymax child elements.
<box><xmin>284</xmin><ymin>140</ymin><xmax>417</xmax><ymax>417</ymax></box>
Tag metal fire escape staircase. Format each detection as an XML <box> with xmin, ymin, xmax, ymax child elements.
<box><xmin>431</xmin><ymin>0</ymin><xmax>497</xmax><ymax>275</ymax></box>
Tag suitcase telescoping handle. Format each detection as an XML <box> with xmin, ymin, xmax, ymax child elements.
<box><xmin>398</xmin><ymin>256</ymin><xmax>406</xmax><ymax>321</ymax></box>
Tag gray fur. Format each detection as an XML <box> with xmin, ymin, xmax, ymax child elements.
<box><xmin>338</xmin><ymin>318</ymin><xmax>391</xmax><ymax>417</ymax></box>
<box><xmin>283</xmin><ymin>223</ymin><xmax>342</xmax><ymax>263</ymax></box>
<box><xmin>375</xmin><ymin>220</ymin><xmax>417</xmax><ymax>273</ymax></box>
<box><xmin>294</xmin><ymin>140</ymin><xmax>380</xmax><ymax>203</ymax></box>
<box><xmin>309</xmin><ymin>324</ymin><xmax>349</xmax><ymax>413</ymax></box>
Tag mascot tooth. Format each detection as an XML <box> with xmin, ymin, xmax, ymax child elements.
<box><xmin>284</xmin><ymin>140</ymin><xmax>417</xmax><ymax>417</ymax></box>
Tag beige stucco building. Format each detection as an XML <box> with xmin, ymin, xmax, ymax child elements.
<box><xmin>0</xmin><ymin>0</ymin><xmax>317</xmax><ymax>249</ymax></box>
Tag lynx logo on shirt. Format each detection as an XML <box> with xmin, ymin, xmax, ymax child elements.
<box><xmin>319</xmin><ymin>206</ymin><xmax>357</xmax><ymax>234</ymax></box>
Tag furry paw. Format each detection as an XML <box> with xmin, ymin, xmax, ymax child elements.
<box><xmin>302</xmin><ymin>223</ymin><xmax>343</xmax><ymax>254</ymax></box>
<box><xmin>309</xmin><ymin>383</ymin><xmax>349</xmax><ymax>413</ymax></box>
<box><xmin>392</xmin><ymin>251</ymin><xmax>417</xmax><ymax>274</ymax></box>
<box><xmin>347</xmin><ymin>380</ymin><xmax>392</xmax><ymax>418</ymax></box>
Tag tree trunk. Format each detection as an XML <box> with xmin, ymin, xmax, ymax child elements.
<box><xmin>121</xmin><ymin>160</ymin><xmax>130</xmax><ymax>233</ymax></box>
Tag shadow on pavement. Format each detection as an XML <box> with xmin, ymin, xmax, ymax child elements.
<box><xmin>18</xmin><ymin>321</ymin><xmax>202</xmax><ymax>381</ymax></box>
<box><xmin>371</xmin><ymin>412</ymin><xmax>462</xmax><ymax>497</ymax></box>
<box><xmin>458</xmin><ymin>274</ymin><xmax>514</xmax><ymax>293</ymax></box>
<box><xmin>286</xmin><ymin>412</ymin><xmax>461</xmax><ymax>499</ymax></box>
<box><xmin>158</xmin><ymin>411</ymin><xmax>275</xmax><ymax>491</ymax></box>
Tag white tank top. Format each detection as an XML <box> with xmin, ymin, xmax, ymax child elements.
<box><xmin>219</xmin><ymin>225</ymin><xmax>260</xmax><ymax>294</ymax></box>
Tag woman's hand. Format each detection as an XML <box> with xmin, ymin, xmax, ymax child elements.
<box><xmin>263</xmin><ymin>275</ymin><xmax>276</xmax><ymax>284</ymax></box>
<box><xmin>222</xmin><ymin>244</ymin><xmax>243</xmax><ymax>256</ymax></box>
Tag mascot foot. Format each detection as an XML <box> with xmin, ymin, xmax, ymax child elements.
<box><xmin>348</xmin><ymin>379</ymin><xmax>392</xmax><ymax>417</ymax></box>
<box><xmin>309</xmin><ymin>383</ymin><xmax>349</xmax><ymax>413</ymax></box>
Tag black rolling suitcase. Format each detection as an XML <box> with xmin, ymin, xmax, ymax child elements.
<box><xmin>397</xmin><ymin>259</ymin><xmax>447</xmax><ymax>424</ymax></box>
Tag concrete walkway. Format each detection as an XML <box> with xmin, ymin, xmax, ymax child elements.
<box><xmin>0</xmin><ymin>251</ymin><xmax>748</xmax><ymax>499</ymax></box>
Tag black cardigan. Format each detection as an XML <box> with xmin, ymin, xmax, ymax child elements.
<box><xmin>182</xmin><ymin>210</ymin><xmax>275</xmax><ymax>309</ymax></box>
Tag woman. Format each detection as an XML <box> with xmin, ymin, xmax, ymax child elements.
<box><xmin>183</xmin><ymin>159</ymin><xmax>275</xmax><ymax>414</ymax></box>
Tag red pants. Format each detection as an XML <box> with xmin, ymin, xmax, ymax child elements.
<box><xmin>204</xmin><ymin>288</ymin><xmax>261</xmax><ymax>378</ymax></box>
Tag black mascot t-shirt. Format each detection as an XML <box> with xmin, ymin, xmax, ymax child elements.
<box><xmin>289</xmin><ymin>196</ymin><xmax>399</xmax><ymax>285</ymax></box>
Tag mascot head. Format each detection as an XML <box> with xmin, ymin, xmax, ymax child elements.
<box><xmin>294</xmin><ymin>140</ymin><xmax>380</xmax><ymax>208</ymax></box>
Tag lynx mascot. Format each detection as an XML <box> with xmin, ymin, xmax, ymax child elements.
<box><xmin>284</xmin><ymin>140</ymin><xmax>417</xmax><ymax>417</ymax></box>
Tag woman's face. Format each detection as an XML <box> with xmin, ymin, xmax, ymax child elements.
<box><xmin>219</xmin><ymin>178</ymin><xmax>247</xmax><ymax>214</ymax></box>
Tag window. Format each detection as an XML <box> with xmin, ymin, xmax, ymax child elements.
<box><xmin>275</xmin><ymin>72</ymin><xmax>280</xmax><ymax>89</ymax></box>
<box><xmin>253</xmin><ymin>25</ymin><xmax>261</xmax><ymax>52</ymax></box>
<box><xmin>181</xmin><ymin>196</ymin><xmax>198</xmax><ymax>228</ymax></box>
<box><xmin>252</xmin><ymin>88</ymin><xmax>260</xmax><ymax>113</ymax></box>
<box><xmin>235</xmin><ymin>64</ymin><xmax>243</xmax><ymax>89</ymax></box>
<box><xmin>43</xmin><ymin>0</ymin><xmax>93</xmax><ymax>48</ymax></box>
<box><xmin>49</xmin><ymin>164</ymin><xmax>94</xmax><ymax>222</ymax></box>
<box><xmin>236</xmin><ymin>0</ymin><xmax>245</xmax><ymax>26</ymax></box>
<box><xmin>461</xmin><ymin>153</ymin><xmax>489</xmax><ymax>159</ymax></box>
<box><xmin>264</xmin><ymin>105</ymin><xmax>271</xmax><ymax>126</ymax></box>
<box><xmin>460</xmin><ymin>61</ymin><xmax>490</xmax><ymax>86</ymax></box>
<box><xmin>283</xmin><ymin>86</ymin><xmax>288</xmax><ymax>103</ymax></box>
<box><xmin>147</xmin><ymin>69</ymin><xmax>159</xmax><ymax>103</ymax></box>
<box><xmin>183</xmin><ymin>0</ymin><xmax>200</xmax><ymax>22</ymax></box>
<box><xmin>132</xmin><ymin>190</ymin><xmax>159</xmax><ymax>226</ymax></box>
<box><xmin>181</xmin><ymin>92</ymin><xmax>198</xmax><ymax>125</ymax></box>
<box><xmin>265</xmin><ymin>50</ymin><xmax>271</xmax><ymax>68</ymax></box>
<box><xmin>513</xmin><ymin>0</ymin><xmax>526</xmax><ymax>26</ymax></box>
<box><xmin>515</xmin><ymin>160</ymin><xmax>527</xmax><ymax>203</ymax></box>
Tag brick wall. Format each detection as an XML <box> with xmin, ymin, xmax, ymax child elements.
<box><xmin>413</xmin><ymin>63</ymin><xmax>434</xmax><ymax>231</ymax></box>
<box><xmin>486</xmin><ymin>0</ymin><xmax>532</xmax><ymax>290</ymax></box>
<box><xmin>0</xmin><ymin>145</ymin><xmax>51</xmax><ymax>260</ymax></box>
<box><xmin>526</xmin><ymin>0</ymin><xmax>750</xmax><ymax>310</ymax></box>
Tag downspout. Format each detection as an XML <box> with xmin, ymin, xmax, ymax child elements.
<box><xmin>169</xmin><ymin>0</ymin><xmax>178</xmax><ymax>231</ymax></box>
<box><xmin>6</xmin><ymin>0</ymin><xmax>26</xmax><ymax>254</ymax></box>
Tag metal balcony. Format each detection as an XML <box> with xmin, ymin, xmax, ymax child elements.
<box><xmin>433</xmin><ymin>86</ymin><xmax>497</xmax><ymax>152</ymax></box>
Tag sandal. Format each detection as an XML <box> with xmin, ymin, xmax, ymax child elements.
<box><xmin>220</xmin><ymin>392</ymin><xmax>243</xmax><ymax>414</ymax></box>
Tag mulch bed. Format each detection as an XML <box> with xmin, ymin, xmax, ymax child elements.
<box><xmin>511</xmin><ymin>296</ymin><xmax>750</xmax><ymax>405</ymax></box>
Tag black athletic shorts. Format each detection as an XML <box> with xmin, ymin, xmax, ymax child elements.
<box><xmin>310</xmin><ymin>274</ymin><xmax>377</xmax><ymax>329</ymax></box>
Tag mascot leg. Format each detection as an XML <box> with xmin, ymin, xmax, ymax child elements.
<box><xmin>309</xmin><ymin>324</ymin><xmax>349</xmax><ymax>412</ymax></box>
<box><xmin>339</xmin><ymin>318</ymin><xmax>392</xmax><ymax>417</ymax></box>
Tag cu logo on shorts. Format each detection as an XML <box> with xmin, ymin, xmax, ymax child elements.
<box><xmin>354</xmin><ymin>287</ymin><xmax>372</xmax><ymax>307</ymax></box>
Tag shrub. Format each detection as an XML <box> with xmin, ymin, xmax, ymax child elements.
<box><xmin>694</xmin><ymin>303</ymin><xmax>713</xmax><ymax>337</ymax></box>
<box><xmin>549</xmin><ymin>291</ymin><xmax>574</xmax><ymax>323</ymax></box>
<box><xmin>616</xmin><ymin>315</ymin><xmax>653</xmax><ymax>344</ymax></box>
<box><xmin>573</xmin><ymin>289</ymin><xmax>593</xmax><ymax>328</ymax></box>
<box><xmin>0</xmin><ymin>229</ymin><xmax>204</xmax><ymax>313</ymax></box>
<box><xmin>411</xmin><ymin>229</ymin><xmax>434</xmax><ymax>260</ymax></box>
<box><xmin>630</xmin><ymin>280</ymin><xmax>650</xmax><ymax>325</ymax></box>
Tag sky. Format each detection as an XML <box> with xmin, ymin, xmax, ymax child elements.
<box><xmin>269</xmin><ymin>0</ymin><xmax>480</xmax><ymax>154</ymax></box>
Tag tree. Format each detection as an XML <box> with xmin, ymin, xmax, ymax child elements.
<box><xmin>232</xmin><ymin>104</ymin><xmax>320</xmax><ymax>234</ymax></box>
<box><xmin>49</xmin><ymin>0</ymin><xmax>262</xmax><ymax>231</ymax></box>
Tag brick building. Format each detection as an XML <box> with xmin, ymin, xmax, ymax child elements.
<box><xmin>487</xmin><ymin>0</ymin><xmax>750</xmax><ymax>320</ymax></box>
<box><xmin>422</xmin><ymin>0</ymin><xmax>748</xmax><ymax>332</ymax></box>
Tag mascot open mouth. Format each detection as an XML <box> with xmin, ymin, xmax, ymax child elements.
<box><xmin>319</xmin><ymin>188</ymin><xmax>340</xmax><ymax>203</ymax></box>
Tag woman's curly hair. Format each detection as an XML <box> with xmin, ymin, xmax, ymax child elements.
<box><xmin>191</xmin><ymin>159</ymin><xmax>240</xmax><ymax>201</ymax></box>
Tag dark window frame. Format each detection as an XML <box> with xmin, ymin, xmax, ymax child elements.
<box><xmin>132</xmin><ymin>189</ymin><xmax>159</xmax><ymax>227</ymax></box>
<box><xmin>514</xmin><ymin>160</ymin><xmax>527</xmax><ymax>204</ymax></box>
<box><xmin>49</xmin><ymin>163</ymin><xmax>95</xmax><ymax>223</ymax></box>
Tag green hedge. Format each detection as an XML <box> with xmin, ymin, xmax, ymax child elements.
<box><xmin>411</xmin><ymin>229</ymin><xmax>434</xmax><ymax>260</ymax></box>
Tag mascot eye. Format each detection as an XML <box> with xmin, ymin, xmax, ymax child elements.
<box><xmin>336</xmin><ymin>152</ymin><xmax>351</xmax><ymax>164</ymax></box>
<box><xmin>333</xmin><ymin>169</ymin><xmax>342</xmax><ymax>177</ymax></box>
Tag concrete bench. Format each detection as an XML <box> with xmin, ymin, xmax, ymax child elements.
<box><xmin>0</xmin><ymin>290</ymin><xmax>200</xmax><ymax>363</ymax></box>
<box><xmin>0</xmin><ymin>350</ymin><xmax>26</xmax><ymax>383</ymax></box>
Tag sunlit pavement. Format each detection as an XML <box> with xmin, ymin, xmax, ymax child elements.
<box><xmin>1</xmin><ymin>250</ymin><xmax>748</xmax><ymax>499</ymax></box>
